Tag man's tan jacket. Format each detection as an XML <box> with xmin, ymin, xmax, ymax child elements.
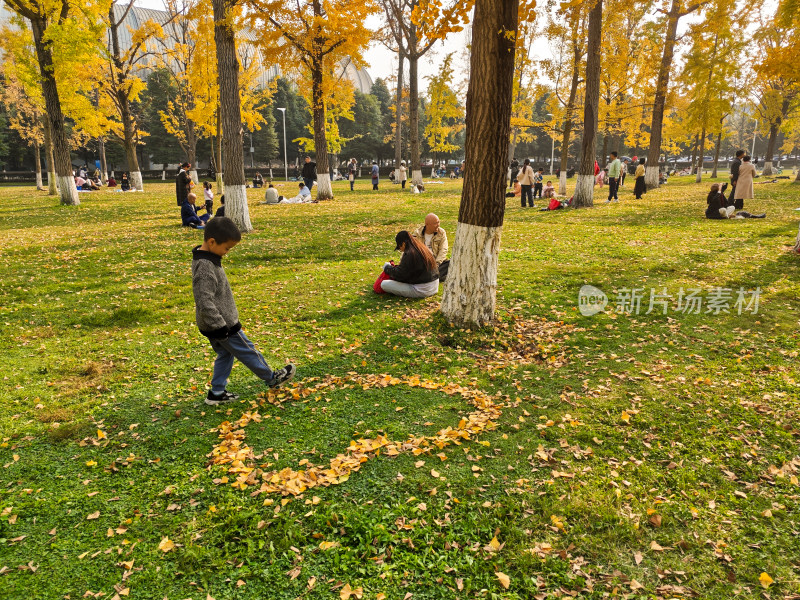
<box><xmin>413</xmin><ymin>224</ymin><xmax>448</xmax><ymax>265</ymax></box>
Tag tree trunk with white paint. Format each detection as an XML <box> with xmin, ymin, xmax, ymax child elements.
<box><xmin>316</xmin><ymin>173</ymin><xmax>332</xmax><ymax>199</ymax></box>
<box><xmin>34</xmin><ymin>142</ymin><xmax>44</xmax><ymax>190</ymax></box>
<box><xmin>212</xmin><ymin>0</ymin><xmax>252</xmax><ymax>231</ymax></box>
<box><xmin>189</xmin><ymin>170</ymin><xmax>199</xmax><ymax>184</ymax></box>
<box><xmin>394</xmin><ymin>52</ymin><xmax>404</xmax><ymax>184</ymax></box>
<box><xmin>558</xmin><ymin>37</ymin><xmax>581</xmax><ymax>196</ymax></box>
<box><xmin>129</xmin><ymin>170</ymin><xmax>143</xmax><ymax>190</ymax></box>
<box><xmin>440</xmin><ymin>0</ymin><xmax>517</xmax><ymax>327</ymax></box>
<box><xmin>43</xmin><ymin>116</ymin><xmax>57</xmax><ymax>195</ymax></box>
<box><xmin>311</xmin><ymin>67</ymin><xmax>333</xmax><ymax>201</ymax></box>
<box><xmin>645</xmin><ymin>0</ymin><xmax>703</xmax><ymax>189</ymax></box>
<box><xmin>573</xmin><ymin>0</ymin><xmax>602</xmax><ymax>208</ymax></box>
<box><xmin>30</xmin><ymin>17</ymin><xmax>78</xmax><ymax>205</ymax></box>
<box><xmin>409</xmin><ymin>49</ymin><xmax>424</xmax><ymax>188</ymax></box>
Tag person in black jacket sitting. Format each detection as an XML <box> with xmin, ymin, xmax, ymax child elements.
<box><xmin>182</xmin><ymin>193</ymin><xmax>209</xmax><ymax>228</ymax></box>
<box><xmin>706</xmin><ymin>183</ymin><xmax>764</xmax><ymax>219</ymax></box>
<box><xmin>381</xmin><ymin>231</ymin><xmax>440</xmax><ymax>298</ymax></box>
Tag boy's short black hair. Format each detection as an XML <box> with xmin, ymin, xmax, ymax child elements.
<box><xmin>736</xmin><ymin>149</ymin><xmax>745</xmax><ymax>157</ymax></box>
<box><xmin>204</xmin><ymin>217</ymin><xmax>241</xmax><ymax>243</ymax></box>
<box><xmin>610</xmin><ymin>151</ymin><xmax>618</xmax><ymax>158</ymax></box>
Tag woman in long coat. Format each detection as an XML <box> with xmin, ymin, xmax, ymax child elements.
<box><xmin>733</xmin><ymin>155</ymin><xmax>756</xmax><ymax>209</ymax></box>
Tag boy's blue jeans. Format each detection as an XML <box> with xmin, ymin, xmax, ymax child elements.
<box><xmin>209</xmin><ymin>330</ymin><xmax>274</xmax><ymax>394</ymax></box>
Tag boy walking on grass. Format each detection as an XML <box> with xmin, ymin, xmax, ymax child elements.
<box><xmin>192</xmin><ymin>217</ymin><xmax>295</xmax><ymax>405</ymax></box>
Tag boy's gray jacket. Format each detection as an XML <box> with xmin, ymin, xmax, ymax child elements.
<box><xmin>192</xmin><ymin>246</ymin><xmax>241</xmax><ymax>339</ymax></box>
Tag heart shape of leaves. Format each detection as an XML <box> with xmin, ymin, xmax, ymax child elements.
<box><xmin>207</xmin><ymin>373</ymin><xmax>503</xmax><ymax>497</ymax></box>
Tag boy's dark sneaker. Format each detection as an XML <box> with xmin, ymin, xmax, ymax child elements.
<box><xmin>268</xmin><ymin>364</ymin><xmax>296</xmax><ymax>388</ymax></box>
<box><xmin>205</xmin><ymin>389</ymin><xmax>240</xmax><ymax>406</ymax></box>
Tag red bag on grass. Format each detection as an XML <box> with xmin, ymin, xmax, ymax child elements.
<box><xmin>373</xmin><ymin>271</ymin><xmax>392</xmax><ymax>293</ymax></box>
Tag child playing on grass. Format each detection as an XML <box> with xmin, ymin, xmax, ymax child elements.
<box><xmin>192</xmin><ymin>218</ymin><xmax>296</xmax><ymax>405</ymax></box>
<box><xmin>533</xmin><ymin>168</ymin><xmax>544</xmax><ymax>198</ymax></box>
<box><xmin>542</xmin><ymin>181</ymin><xmax>556</xmax><ymax>199</ymax></box>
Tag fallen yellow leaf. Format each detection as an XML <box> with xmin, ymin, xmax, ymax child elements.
<box><xmin>97</xmin><ymin>430</ymin><xmax>107</xmax><ymax>440</ymax></box>
<box><xmin>158</xmin><ymin>537</ymin><xmax>175</xmax><ymax>553</ymax></box>
<box><xmin>759</xmin><ymin>572</ymin><xmax>773</xmax><ymax>588</ymax></box>
<box><xmin>319</xmin><ymin>541</ymin><xmax>340</xmax><ymax>550</ymax></box>
<box><xmin>496</xmin><ymin>571</ymin><xmax>510</xmax><ymax>589</ymax></box>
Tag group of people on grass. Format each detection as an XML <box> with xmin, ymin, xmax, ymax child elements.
<box><xmin>177</xmin><ymin>163</ymin><xmax>225</xmax><ymax>229</ymax></box>
<box><xmin>74</xmin><ymin>167</ymin><xmax>132</xmax><ymax>192</ymax></box>
<box><xmin>705</xmin><ymin>150</ymin><xmax>764</xmax><ymax>219</ymax></box>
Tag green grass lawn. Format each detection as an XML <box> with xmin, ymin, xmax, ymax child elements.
<box><xmin>1</xmin><ymin>175</ymin><xmax>799</xmax><ymax>599</ymax></box>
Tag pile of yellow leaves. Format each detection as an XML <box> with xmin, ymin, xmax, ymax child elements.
<box><xmin>207</xmin><ymin>373</ymin><xmax>503</xmax><ymax>497</ymax></box>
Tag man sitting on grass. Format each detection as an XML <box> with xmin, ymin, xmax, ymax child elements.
<box><xmin>182</xmin><ymin>193</ymin><xmax>209</xmax><ymax>228</ymax></box>
<box><xmin>280</xmin><ymin>182</ymin><xmax>314</xmax><ymax>204</ymax></box>
<box><xmin>413</xmin><ymin>213</ymin><xmax>449</xmax><ymax>281</ymax></box>
<box><xmin>264</xmin><ymin>184</ymin><xmax>280</xmax><ymax>204</ymax></box>
<box><xmin>192</xmin><ymin>217</ymin><xmax>295</xmax><ymax>405</ymax></box>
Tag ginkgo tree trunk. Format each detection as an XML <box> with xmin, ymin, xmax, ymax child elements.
<box><xmin>645</xmin><ymin>0</ymin><xmax>706</xmax><ymax>189</ymax></box>
<box><xmin>441</xmin><ymin>0</ymin><xmax>517</xmax><ymax>326</ymax></box>
<box><xmin>212</xmin><ymin>0</ymin><xmax>252</xmax><ymax>232</ymax></box>
<box><xmin>105</xmin><ymin>1</ymin><xmax>160</xmax><ymax>192</ymax></box>
<box><xmin>573</xmin><ymin>0</ymin><xmax>602</xmax><ymax>208</ymax></box>
<box><xmin>43</xmin><ymin>116</ymin><xmax>57</xmax><ymax>195</ymax></box>
<box><xmin>27</xmin><ymin>12</ymin><xmax>79</xmax><ymax>205</ymax></box>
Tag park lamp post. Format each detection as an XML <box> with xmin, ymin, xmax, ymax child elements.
<box><xmin>751</xmin><ymin>118</ymin><xmax>758</xmax><ymax>160</ymax></box>
<box><xmin>277</xmin><ymin>107</ymin><xmax>288</xmax><ymax>181</ymax></box>
<box><xmin>546</xmin><ymin>113</ymin><xmax>555</xmax><ymax>175</ymax></box>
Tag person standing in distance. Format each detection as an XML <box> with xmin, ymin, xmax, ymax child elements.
<box><xmin>301</xmin><ymin>156</ymin><xmax>316</xmax><ymax>192</ymax></box>
<box><xmin>176</xmin><ymin>162</ymin><xmax>194</xmax><ymax>207</ymax></box>
<box><xmin>728</xmin><ymin>150</ymin><xmax>745</xmax><ymax>206</ymax></box>
<box><xmin>606</xmin><ymin>152</ymin><xmax>622</xmax><ymax>203</ymax></box>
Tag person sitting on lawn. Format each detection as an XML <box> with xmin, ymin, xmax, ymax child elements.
<box><xmin>215</xmin><ymin>194</ymin><xmax>225</xmax><ymax>217</ymax></box>
<box><xmin>192</xmin><ymin>217</ymin><xmax>295</xmax><ymax>405</ymax></box>
<box><xmin>380</xmin><ymin>230</ymin><xmax>440</xmax><ymax>298</ymax></box>
<box><xmin>182</xmin><ymin>193</ymin><xmax>209</xmax><ymax>228</ymax></box>
<box><xmin>706</xmin><ymin>183</ymin><xmax>765</xmax><ymax>219</ymax></box>
<box><xmin>542</xmin><ymin>181</ymin><xmax>556</xmax><ymax>198</ymax></box>
<box><xmin>120</xmin><ymin>172</ymin><xmax>131</xmax><ymax>191</ymax></box>
<box><xmin>107</xmin><ymin>175</ymin><xmax>117</xmax><ymax>187</ymax></box>
<box><xmin>264</xmin><ymin>183</ymin><xmax>280</xmax><ymax>204</ymax></box>
<box><xmin>412</xmin><ymin>213</ymin><xmax>448</xmax><ymax>266</ymax></box>
<box><xmin>596</xmin><ymin>169</ymin><xmax>606</xmax><ymax>187</ymax></box>
<box><xmin>252</xmin><ymin>173</ymin><xmax>264</xmax><ymax>188</ymax></box>
<box><xmin>280</xmin><ymin>182</ymin><xmax>313</xmax><ymax>204</ymax></box>
<box><xmin>505</xmin><ymin>178</ymin><xmax>521</xmax><ymax>198</ymax></box>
